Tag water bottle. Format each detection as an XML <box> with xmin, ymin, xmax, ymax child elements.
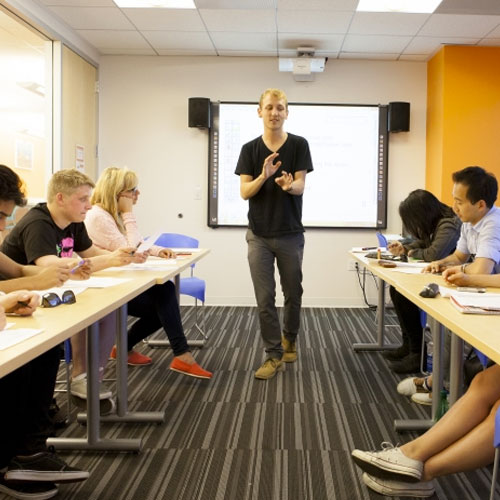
<box><xmin>435</xmin><ymin>389</ymin><xmax>449</xmax><ymax>421</ymax></box>
<box><xmin>426</xmin><ymin>341</ymin><xmax>433</xmax><ymax>373</ymax></box>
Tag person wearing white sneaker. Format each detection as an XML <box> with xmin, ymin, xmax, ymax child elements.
<box><xmin>397</xmin><ymin>375</ymin><xmax>432</xmax><ymax>397</ymax></box>
<box><xmin>353</xmin><ymin>364</ymin><xmax>500</xmax><ymax>494</ymax></box>
<box><xmin>362</xmin><ymin>472</ymin><xmax>435</xmax><ymax>498</ymax></box>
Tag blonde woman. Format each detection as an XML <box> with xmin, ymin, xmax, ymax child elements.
<box><xmin>85</xmin><ymin>167</ymin><xmax>212</xmax><ymax>379</ymax></box>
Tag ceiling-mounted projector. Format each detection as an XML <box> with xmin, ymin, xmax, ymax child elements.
<box><xmin>279</xmin><ymin>47</ymin><xmax>326</xmax><ymax>82</ymax></box>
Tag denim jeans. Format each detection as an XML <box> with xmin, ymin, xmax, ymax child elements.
<box><xmin>246</xmin><ymin>229</ymin><xmax>304</xmax><ymax>359</ymax></box>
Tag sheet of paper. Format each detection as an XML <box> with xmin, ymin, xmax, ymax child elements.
<box><xmin>438</xmin><ymin>286</ymin><xmax>497</xmax><ymax>299</ymax></box>
<box><xmin>33</xmin><ymin>286</ymin><xmax>88</xmax><ymax>296</ymax></box>
<box><xmin>65</xmin><ymin>277</ymin><xmax>131</xmax><ymax>288</ymax></box>
<box><xmin>137</xmin><ymin>232</ymin><xmax>163</xmax><ymax>253</ymax></box>
<box><xmin>449</xmin><ymin>292</ymin><xmax>500</xmax><ymax>309</ymax></box>
<box><xmin>0</xmin><ymin>326</ymin><xmax>44</xmax><ymax>350</ymax></box>
<box><xmin>392</xmin><ymin>267</ymin><xmax>425</xmax><ymax>274</ymax></box>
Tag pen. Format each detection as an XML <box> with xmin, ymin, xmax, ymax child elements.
<box><xmin>175</xmin><ymin>252</ymin><xmax>192</xmax><ymax>256</ymax></box>
<box><xmin>130</xmin><ymin>242</ymin><xmax>141</xmax><ymax>255</ymax></box>
<box><xmin>456</xmin><ymin>287</ymin><xmax>487</xmax><ymax>293</ymax></box>
<box><xmin>17</xmin><ymin>301</ymin><xmax>29</xmax><ymax>307</ymax></box>
<box><xmin>361</xmin><ymin>246</ymin><xmax>377</xmax><ymax>251</ymax></box>
<box><xmin>70</xmin><ymin>259</ymin><xmax>86</xmax><ymax>274</ymax></box>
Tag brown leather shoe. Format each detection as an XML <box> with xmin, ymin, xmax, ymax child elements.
<box><xmin>281</xmin><ymin>335</ymin><xmax>297</xmax><ymax>363</ymax></box>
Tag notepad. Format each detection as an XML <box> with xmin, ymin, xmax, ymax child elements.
<box><xmin>450</xmin><ymin>293</ymin><xmax>500</xmax><ymax>314</ymax></box>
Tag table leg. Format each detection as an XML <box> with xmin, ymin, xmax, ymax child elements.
<box><xmin>449</xmin><ymin>333</ymin><xmax>464</xmax><ymax>405</ymax></box>
<box><xmin>353</xmin><ymin>277</ymin><xmax>399</xmax><ymax>351</ymax></box>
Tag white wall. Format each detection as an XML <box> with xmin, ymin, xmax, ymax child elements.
<box><xmin>99</xmin><ymin>56</ymin><xmax>427</xmax><ymax>307</ymax></box>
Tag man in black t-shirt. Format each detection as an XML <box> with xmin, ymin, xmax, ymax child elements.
<box><xmin>235</xmin><ymin>88</ymin><xmax>313</xmax><ymax>380</ymax></box>
<box><xmin>2</xmin><ymin>169</ymin><xmax>134</xmax><ymax>406</ymax></box>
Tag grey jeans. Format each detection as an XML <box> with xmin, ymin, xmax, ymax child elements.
<box><xmin>246</xmin><ymin>229</ymin><xmax>305</xmax><ymax>359</ymax></box>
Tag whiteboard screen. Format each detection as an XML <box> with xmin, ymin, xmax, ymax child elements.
<box><xmin>208</xmin><ymin>102</ymin><xmax>388</xmax><ymax>229</ymax></box>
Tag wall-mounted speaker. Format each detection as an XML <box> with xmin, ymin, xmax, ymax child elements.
<box><xmin>388</xmin><ymin>101</ymin><xmax>410</xmax><ymax>133</ymax></box>
<box><xmin>188</xmin><ymin>97</ymin><xmax>211</xmax><ymax>128</ymax></box>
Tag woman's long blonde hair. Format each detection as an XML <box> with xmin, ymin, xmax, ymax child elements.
<box><xmin>91</xmin><ymin>166</ymin><xmax>138</xmax><ymax>233</ymax></box>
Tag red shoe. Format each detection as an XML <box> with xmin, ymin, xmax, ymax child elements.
<box><xmin>109</xmin><ymin>346</ymin><xmax>152</xmax><ymax>366</ymax></box>
<box><xmin>170</xmin><ymin>358</ymin><xmax>212</xmax><ymax>379</ymax></box>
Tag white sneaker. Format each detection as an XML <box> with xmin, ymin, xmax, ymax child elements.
<box><xmin>351</xmin><ymin>442</ymin><xmax>423</xmax><ymax>481</ymax></box>
<box><xmin>70</xmin><ymin>377</ymin><xmax>112</xmax><ymax>400</ymax></box>
<box><xmin>411</xmin><ymin>392</ymin><xmax>433</xmax><ymax>406</ymax></box>
<box><xmin>362</xmin><ymin>472</ymin><xmax>435</xmax><ymax>497</ymax></box>
<box><xmin>397</xmin><ymin>376</ymin><xmax>430</xmax><ymax>396</ymax></box>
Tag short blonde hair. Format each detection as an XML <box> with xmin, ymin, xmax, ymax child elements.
<box><xmin>91</xmin><ymin>166</ymin><xmax>139</xmax><ymax>231</ymax></box>
<box><xmin>259</xmin><ymin>88</ymin><xmax>288</xmax><ymax>109</ymax></box>
<box><xmin>47</xmin><ymin>169</ymin><xmax>95</xmax><ymax>203</ymax></box>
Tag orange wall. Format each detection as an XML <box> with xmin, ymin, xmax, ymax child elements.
<box><xmin>426</xmin><ymin>46</ymin><xmax>500</xmax><ymax>205</ymax></box>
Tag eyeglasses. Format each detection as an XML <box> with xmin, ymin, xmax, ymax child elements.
<box><xmin>127</xmin><ymin>187</ymin><xmax>138</xmax><ymax>194</ymax></box>
<box><xmin>41</xmin><ymin>290</ymin><xmax>76</xmax><ymax>308</ymax></box>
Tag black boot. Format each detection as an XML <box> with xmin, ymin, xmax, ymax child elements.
<box><xmin>389</xmin><ymin>352</ymin><xmax>421</xmax><ymax>374</ymax></box>
<box><xmin>382</xmin><ymin>344</ymin><xmax>409</xmax><ymax>361</ymax></box>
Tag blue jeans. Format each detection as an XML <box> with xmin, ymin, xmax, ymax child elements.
<box><xmin>246</xmin><ymin>229</ymin><xmax>305</xmax><ymax>359</ymax></box>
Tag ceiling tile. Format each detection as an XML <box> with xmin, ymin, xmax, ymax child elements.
<box><xmin>399</xmin><ymin>54</ymin><xmax>430</xmax><ymax>61</ymax></box>
<box><xmin>277</xmin><ymin>10</ymin><xmax>353</xmax><ymax>33</ymax></box>
<box><xmin>47</xmin><ymin>6</ymin><xmax>135</xmax><ymax>29</ymax></box>
<box><xmin>419</xmin><ymin>14</ymin><xmax>500</xmax><ymax>37</ymax></box>
<box><xmin>100</xmin><ymin>48</ymin><xmax>157</xmax><ymax>55</ymax></box>
<box><xmin>156</xmin><ymin>48</ymin><xmax>217</xmax><ymax>55</ymax></box>
<box><xmin>40</xmin><ymin>0</ymin><xmax>114</xmax><ymax>4</ymax></box>
<box><xmin>199</xmin><ymin>9</ymin><xmax>275</xmax><ymax>32</ymax></box>
<box><xmin>76</xmin><ymin>29</ymin><xmax>151</xmax><ymax>49</ymax></box>
<box><xmin>277</xmin><ymin>0</ymin><xmax>358</xmax><ymax>10</ymax></box>
<box><xmin>485</xmin><ymin>23</ymin><xmax>500</xmax><ymax>37</ymax></box>
<box><xmin>278</xmin><ymin>33</ymin><xmax>344</xmax><ymax>52</ymax></box>
<box><xmin>278</xmin><ymin>48</ymin><xmax>339</xmax><ymax>58</ymax></box>
<box><xmin>218</xmin><ymin>50</ymin><xmax>277</xmax><ymax>56</ymax></box>
<box><xmin>342</xmin><ymin>35</ymin><xmax>412</xmax><ymax>53</ymax></box>
<box><xmin>478</xmin><ymin>37</ymin><xmax>500</xmax><ymax>46</ymax></box>
<box><xmin>210</xmin><ymin>32</ymin><xmax>277</xmax><ymax>51</ymax></box>
<box><xmin>143</xmin><ymin>30</ymin><xmax>214</xmax><ymax>50</ymax></box>
<box><xmin>194</xmin><ymin>0</ymin><xmax>276</xmax><ymax>8</ymax></box>
<box><xmin>436</xmin><ymin>0</ymin><xmax>500</xmax><ymax>15</ymax></box>
<box><xmin>350</xmin><ymin>12</ymin><xmax>430</xmax><ymax>36</ymax></box>
<box><xmin>339</xmin><ymin>51</ymin><xmax>399</xmax><ymax>60</ymax></box>
<box><xmin>403</xmin><ymin>36</ymin><xmax>479</xmax><ymax>54</ymax></box>
<box><xmin>122</xmin><ymin>8</ymin><xmax>205</xmax><ymax>30</ymax></box>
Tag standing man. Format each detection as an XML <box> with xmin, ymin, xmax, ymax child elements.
<box><xmin>235</xmin><ymin>88</ymin><xmax>313</xmax><ymax>380</ymax></box>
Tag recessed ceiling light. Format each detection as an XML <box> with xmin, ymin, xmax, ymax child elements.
<box><xmin>357</xmin><ymin>0</ymin><xmax>442</xmax><ymax>14</ymax></box>
<box><xmin>114</xmin><ymin>0</ymin><xmax>195</xmax><ymax>8</ymax></box>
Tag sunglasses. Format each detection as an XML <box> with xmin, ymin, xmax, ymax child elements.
<box><xmin>41</xmin><ymin>290</ymin><xmax>76</xmax><ymax>308</ymax></box>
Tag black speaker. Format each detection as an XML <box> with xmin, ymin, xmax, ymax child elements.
<box><xmin>388</xmin><ymin>101</ymin><xmax>410</xmax><ymax>132</ymax></box>
<box><xmin>188</xmin><ymin>97</ymin><xmax>210</xmax><ymax>128</ymax></box>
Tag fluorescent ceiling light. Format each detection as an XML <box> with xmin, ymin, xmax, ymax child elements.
<box><xmin>113</xmin><ymin>0</ymin><xmax>195</xmax><ymax>8</ymax></box>
<box><xmin>357</xmin><ymin>0</ymin><xmax>442</xmax><ymax>14</ymax></box>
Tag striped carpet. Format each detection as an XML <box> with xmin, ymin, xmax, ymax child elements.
<box><xmin>42</xmin><ymin>307</ymin><xmax>495</xmax><ymax>500</ymax></box>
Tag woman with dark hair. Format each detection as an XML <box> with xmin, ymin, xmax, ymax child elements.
<box><xmin>384</xmin><ymin>189</ymin><xmax>461</xmax><ymax>374</ymax></box>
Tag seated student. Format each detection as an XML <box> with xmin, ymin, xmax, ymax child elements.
<box><xmin>84</xmin><ymin>166</ymin><xmax>212</xmax><ymax>379</ymax></box>
<box><xmin>352</xmin><ymin>363</ymin><xmax>500</xmax><ymax>497</ymax></box>
<box><xmin>0</xmin><ymin>165</ymin><xmax>88</xmax><ymax>500</ymax></box>
<box><xmin>1</xmin><ymin>169</ymin><xmax>136</xmax><ymax>407</ymax></box>
<box><xmin>384</xmin><ymin>189</ymin><xmax>461</xmax><ymax>373</ymax></box>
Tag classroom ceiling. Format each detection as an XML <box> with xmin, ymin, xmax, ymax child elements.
<box><xmin>33</xmin><ymin>0</ymin><xmax>500</xmax><ymax>61</ymax></box>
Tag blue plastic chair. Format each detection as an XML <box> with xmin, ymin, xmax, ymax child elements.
<box><xmin>154</xmin><ymin>233</ymin><xmax>207</xmax><ymax>340</ymax></box>
<box><xmin>490</xmin><ymin>405</ymin><xmax>500</xmax><ymax>500</ymax></box>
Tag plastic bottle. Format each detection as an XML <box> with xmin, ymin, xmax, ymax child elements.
<box><xmin>426</xmin><ymin>341</ymin><xmax>433</xmax><ymax>373</ymax></box>
<box><xmin>435</xmin><ymin>389</ymin><xmax>449</xmax><ymax>421</ymax></box>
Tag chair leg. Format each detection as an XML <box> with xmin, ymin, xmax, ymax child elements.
<box><xmin>193</xmin><ymin>299</ymin><xmax>208</xmax><ymax>340</ymax></box>
<box><xmin>490</xmin><ymin>449</ymin><xmax>500</xmax><ymax>500</ymax></box>
<box><xmin>64</xmin><ymin>358</ymin><xmax>73</xmax><ymax>423</ymax></box>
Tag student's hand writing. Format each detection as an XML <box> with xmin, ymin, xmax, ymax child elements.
<box><xmin>69</xmin><ymin>259</ymin><xmax>92</xmax><ymax>280</ymax></box>
<box><xmin>261</xmin><ymin>152</ymin><xmax>281</xmax><ymax>179</ymax></box>
<box><xmin>387</xmin><ymin>241</ymin><xmax>405</xmax><ymax>256</ymax></box>
<box><xmin>0</xmin><ymin>290</ymin><xmax>39</xmax><ymax>316</ymax></box>
<box><xmin>158</xmin><ymin>248</ymin><xmax>175</xmax><ymax>259</ymax></box>
<box><xmin>275</xmin><ymin>171</ymin><xmax>293</xmax><ymax>191</ymax></box>
<box><xmin>442</xmin><ymin>266</ymin><xmax>470</xmax><ymax>286</ymax></box>
<box><xmin>108</xmin><ymin>248</ymin><xmax>135</xmax><ymax>268</ymax></box>
<box><xmin>424</xmin><ymin>261</ymin><xmax>444</xmax><ymax>274</ymax></box>
<box><xmin>32</xmin><ymin>265</ymin><xmax>71</xmax><ymax>289</ymax></box>
<box><xmin>132</xmin><ymin>250</ymin><xmax>149</xmax><ymax>264</ymax></box>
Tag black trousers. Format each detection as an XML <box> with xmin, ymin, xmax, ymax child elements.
<box><xmin>389</xmin><ymin>285</ymin><xmax>423</xmax><ymax>353</ymax></box>
<box><xmin>0</xmin><ymin>345</ymin><xmax>60</xmax><ymax>468</ymax></box>
<box><xmin>127</xmin><ymin>281</ymin><xmax>189</xmax><ymax>356</ymax></box>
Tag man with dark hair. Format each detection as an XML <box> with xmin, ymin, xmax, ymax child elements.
<box><xmin>0</xmin><ymin>165</ymin><xmax>89</xmax><ymax>499</ymax></box>
<box><xmin>426</xmin><ymin>165</ymin><xmax>500</xmax><ymax>276</ymax></box>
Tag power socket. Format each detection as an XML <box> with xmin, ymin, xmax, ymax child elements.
<box><xmin>348</xmin><ymin>260</ymin><xmax>359</xmax><ymax>272</ymax></box>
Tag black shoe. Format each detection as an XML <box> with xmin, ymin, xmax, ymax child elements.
<box><xmin>5</xmin><ymin>449</ymin><xmax>89</xmax><ymax>483</ymax></box>
<box><xmin>0</xmin><ymin>471</ymin><xmax>58</xmax><ymax>499</ymax></box>
<box><xmin>382</xmin><ymin>344</ymin><xmax>409</xmax><ymax>361</ymax></box>
<box><xmin>389</xmin><ymin>352</ymin><xmax>421</xmax><ymax>374</ymax></box>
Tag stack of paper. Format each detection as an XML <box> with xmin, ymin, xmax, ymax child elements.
<box><xmin>450</xmin><ymin>293</ymin><xmax>500</xmax><ymax>314</ymax></box>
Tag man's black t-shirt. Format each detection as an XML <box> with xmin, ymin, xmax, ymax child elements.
<box><xmin>2</xmin><ymin>203</ymin><xmax>93</xmax><ymax>265</ymax></box>
<box><xmin>235</xmin><ymin>133</ymin><xmax>313</xmax><ymax>237</ymax></box>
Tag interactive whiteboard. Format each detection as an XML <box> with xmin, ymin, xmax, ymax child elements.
<box><xmin>208</xmin><ymin>102</ymin><xmax>388</xmax><ymax>229</ymax></box>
